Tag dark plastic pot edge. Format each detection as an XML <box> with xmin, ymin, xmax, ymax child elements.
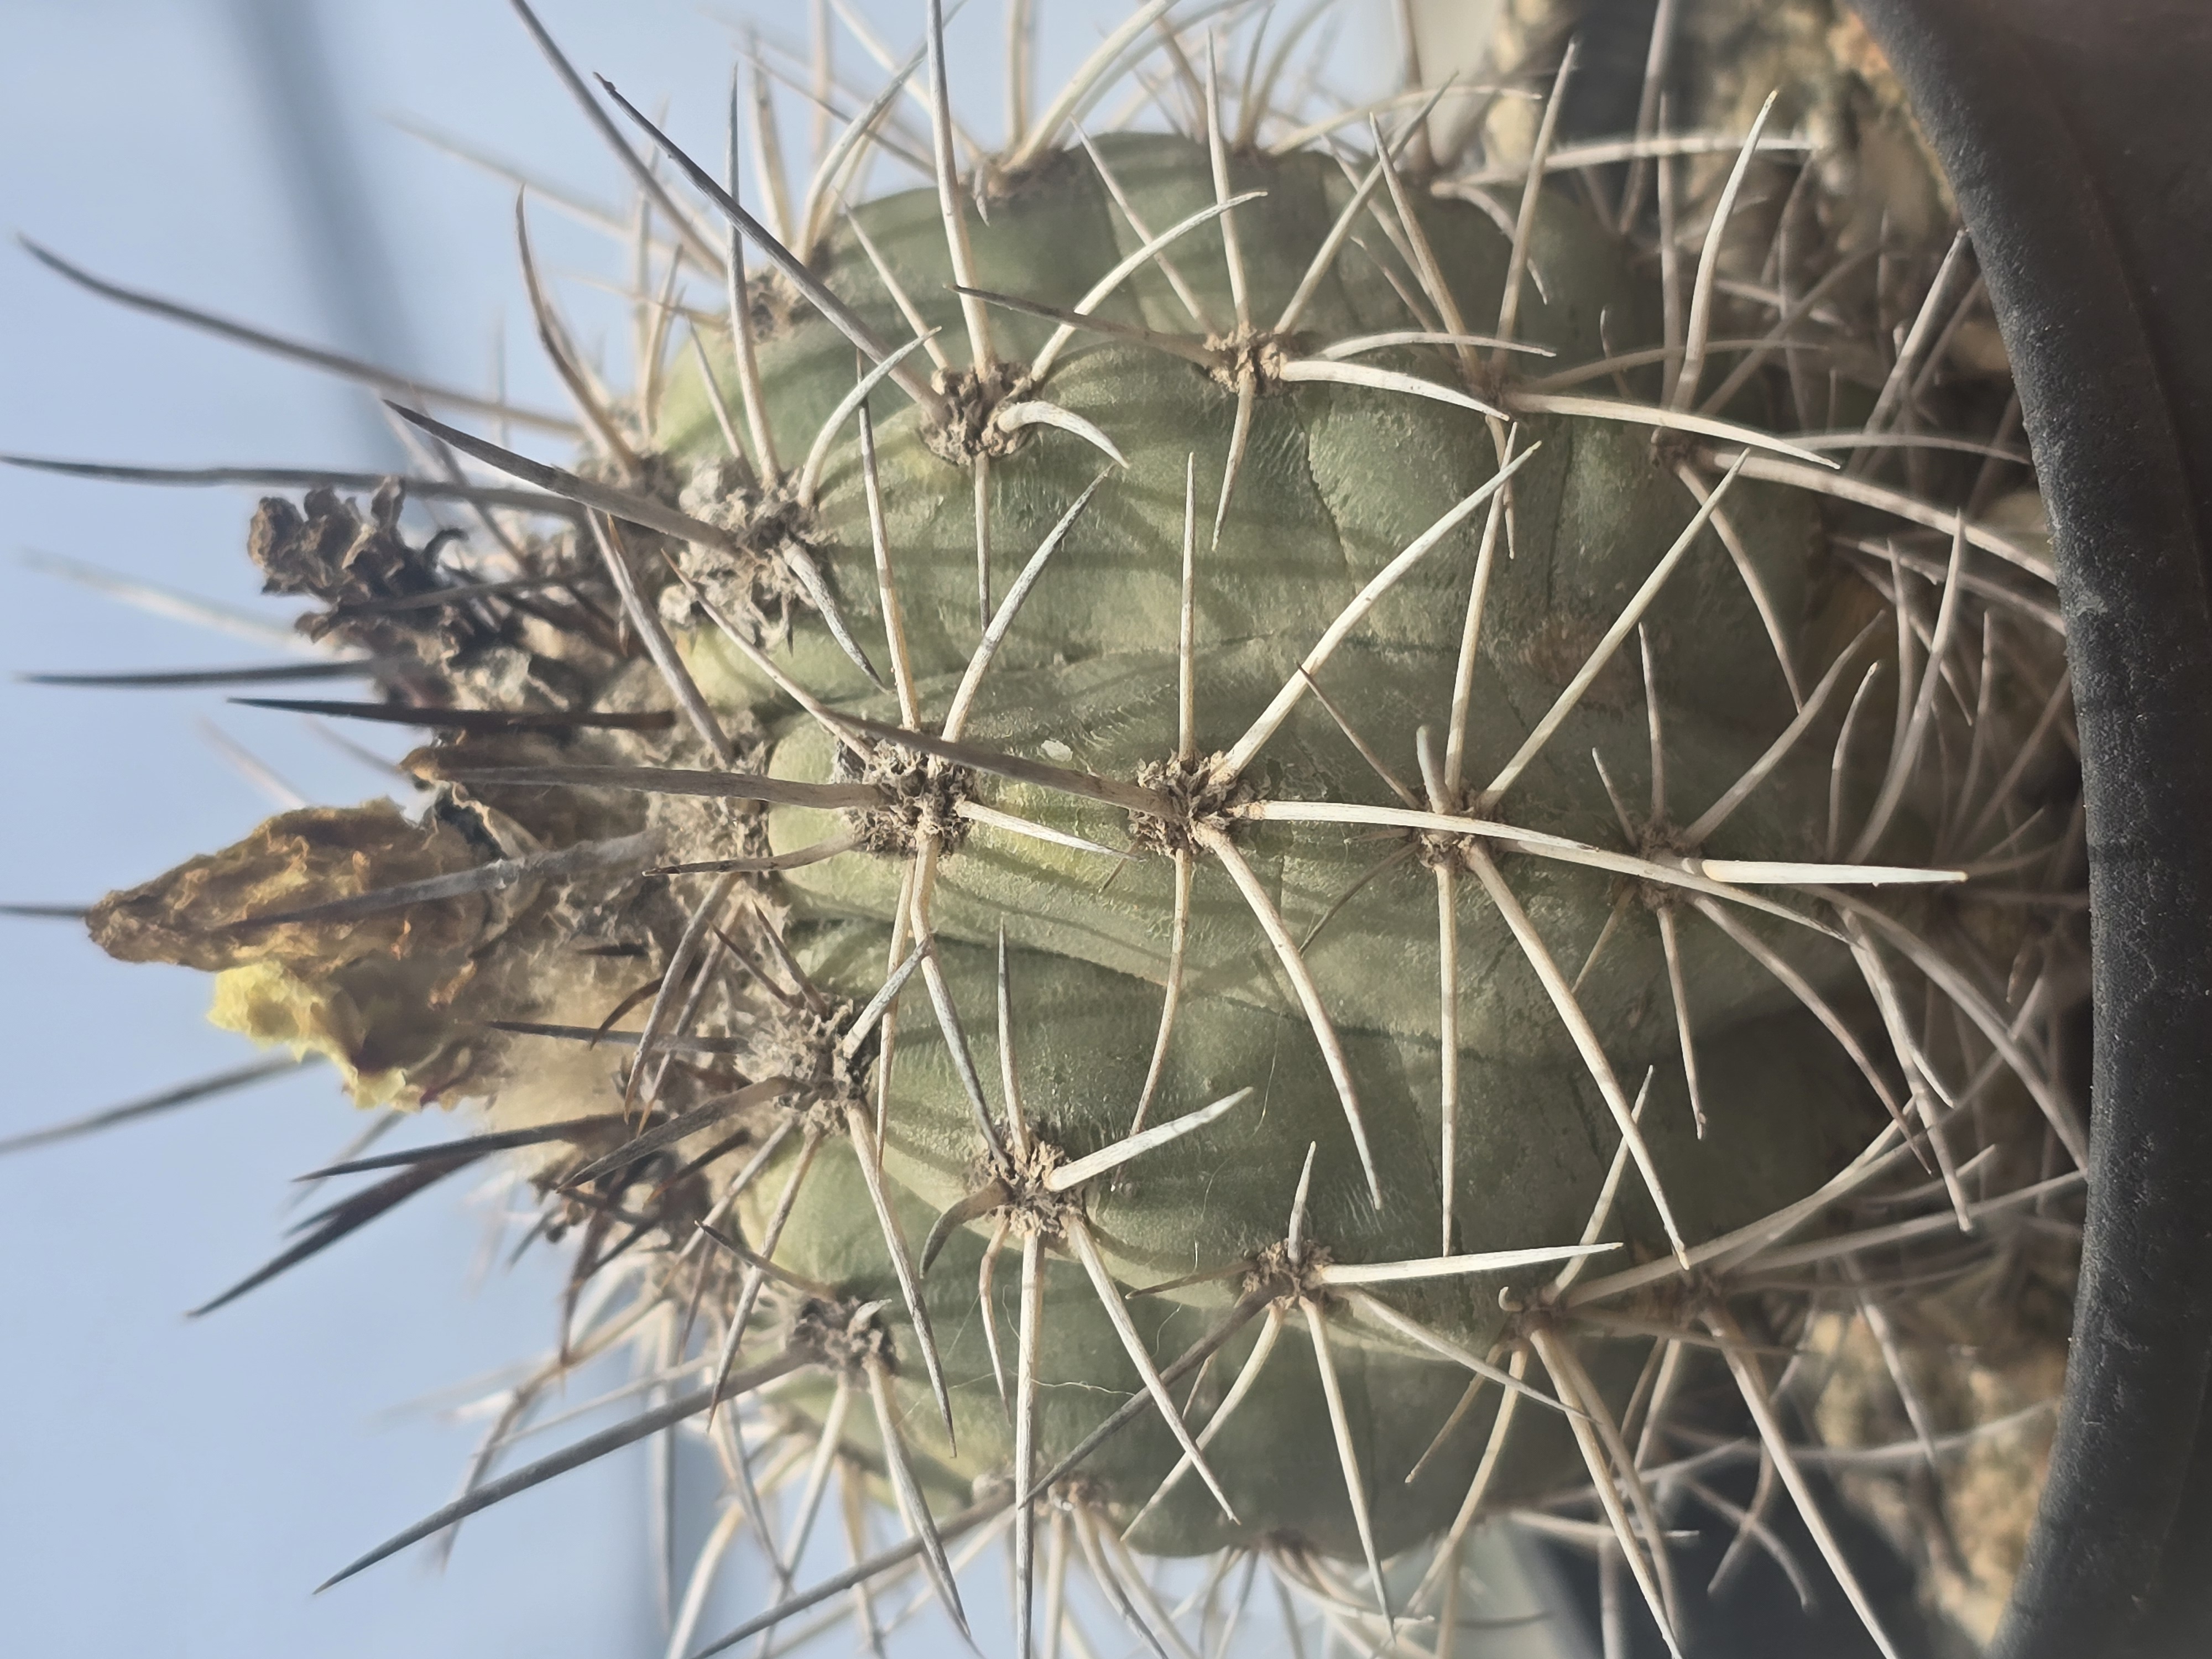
<box><xmin>1847</xmin><ymin>2</ymin><xmax>2212</xmax><ymax>1653</ymax></box>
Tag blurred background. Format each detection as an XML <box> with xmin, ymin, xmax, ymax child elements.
<box><xmin>0</xmin><ymin>4</ymin><xmax>1424</xmax><ymax>1656</ymax></box>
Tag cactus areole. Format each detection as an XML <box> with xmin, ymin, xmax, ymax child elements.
<box><xmin>35</xmin><ymin>3</ymin><xmax>2088</xmax><ymax>1653</ymax></box>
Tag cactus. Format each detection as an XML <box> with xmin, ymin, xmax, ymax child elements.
<box><xmin>6</xmin><ymin>2</ymin><xmax>2084</xmax><ymax>1653</ymax></box>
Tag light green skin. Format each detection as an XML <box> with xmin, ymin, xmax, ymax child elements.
<box><xmin>662</xmin><ymin>137</ymin><xmax>1888</xmax><ymax>1557</ymax></box>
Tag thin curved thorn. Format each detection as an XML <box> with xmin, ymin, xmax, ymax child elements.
<box><xmin>1271</xmin><ymin>100</ymin><xmax>1436</xmax><ymax>337</ymax></box>
<box><xmin>1074</xmin><ymin>1501</ymin><xmax>1177</xmax><ymax>1659</ymax></box>
<box><xmin>1493</xmin><ymin>41</ymin><xmax>1577</xmax><ymax>357</ymax></box>
<box><xmin>1339</xmin><ymin>1291</ymin><xmax>1574</xmax><ymax>1416</ymax></box>
<box><xmin>1301</xmin><ymin>1300</ymin><xmax>1391</xmax><ymax>1629</ymax></box>
<box><xmin>1684</xmin><ymin>619</ymin><xmax>1882</xmax><ymax>844</ymax></box>
<box><xmin>1566</xmin><ymin>1121</ymin><xmax>1917</xmax><ymax>1307</ymax></box>
<box><xmin>916</xmin><ymin>932</ymin><xmax>1009</xmax><ymax>1162</ymax></box>
<box><xmin>1526</xmin><ymin>1327</ymin><xmax>1683</xmax><ymax>1657</ymax></box>
<box><xmin>1479</xmin><ymin>453</ymin><xmax>1749</xmax><ymax>811</ymax></box>
<box><xmin>1025</xmin><ymin>190</ymin><xmax>1267</xmax><ymax>384</ymax></box>
<box><xmin>834</xmin><ymin>713</ymin><xmax>1171</xmax><ymax>814</ymax></box>
<box><xmin>1124</xmin><ymin>1305</ymin><xmax>1284</xmax><ymax>1541</ymax></box>
<box><xmin>1689</xmin><ymin>896</ymin><xmax>1910</xmax><ymax>1134</ymax></box>
<box><xmin>1743</xmin><ymin>1168</ymin><xmax>2083</xmax><ymax>1275</ymax></box>
<box><xmin>1064</xmin><ymin>1213</ymin><xmax>1238</xmax><ymax>1521</ymax></box>
<box><xmin>1445</xmin><ymin>479</ymin><xmax>1512</xmax><ymax>794</ymax></box>
<box><xmin>1013</xmin><ymin>1229</ymin><xmax>1045</xmax><ymax>1658</ymax></box>
<box><xmin>977</xmin><ymin>1215</ymin><xmax>1012</xmax><ymax>1402</ymax></box>
<box><xmin>1715</xmin><ymin>452</ymin><xmax>2052</xmax><ymax>581</ymax></box>
<box><xmin>724</xmin><ymin>75</ymin><xmax>782</xmax><ymax>476</ymax></box>
<box><xmin>924</xmin><ymin>0</ymin><xmax>991</xmax><ymax>372</ymax></box>
<box><xmin>0</xmin><ymin>1054</ymin><xmax>305</xmax><ymax>1158</ymax></box>
<box><xmin>858</xmin><ymin>401</ymin><xmax>922</xmax><ymax>727</ymax></box>
<box><xmin>1131</xmin><ymin>849</ymin><xmax>1193</xmax><ymax>1136</ymax></box>
<box><xmin>1319</xmin><ymin>329</ymin><xmax>1550</xmax><ymax>362</ymax></box>
<box><xmin>1211</xmin><ymin>377</ymin><xmax>1255</xmax><ymax>553</ymax></box>
<box><xmin>684</xmin><ymin>325</ymin><xmax>747</xmax><ymax>467</ymax></box>
<box><xmin>393</xmin><ymin>113</ymin><xmax>627</xmax><ymax>238</ymax></box>
<box><xmin>799</xmin><ymin>331</ymin><xmax>943</xmax><ymax>507</ymax></box>
<box><xmin>974</xmin><ymin>452</ymin><xmax>993</xmax><ymax>627</ymax></box>
<box><xmin>743</xmin><ymin>44</ymin><xmax>795</xmax><ymax>246</ymax></box>
<box><xmin>1551</xmin><ymin>1070</ymin><xmax>1652</xmax><ymax>1297</ymax></box>
<box><xmin>14</xmin><ymin>548</ymin><xmax>305</xmax><ymax>653</ymax></box>
<box><xmin>1312</xmin><ymin>1241</ymin><xmax>1616</xmax><ymax>1287</ymax></box>
<box><xmin>1462</xmin><ymin>841</ymin><xmax>1689</xmax><ymax>1264</ymax></box>
<box><xmin>844</xmin><ymin>1103</ymin><xmax>957</xmax><ymax>1442</ymax></box>
<box><xmin>19</xmin><ymin>238</ymin><xmax>578</xmax><ymax>437</ymax></box>
<box><xmin>652</xmin><ymin>833</ymin><xmax>862</xmax><ymax>876</ymax></box>
<box><xmin>384</xmin><ymin>404</ymin><xmax>726</xmax><ymax>550</ymax></box>
<box><xmin>862</xmin><ymin>1353</ymin><xmax>974</xmax><ymax>1642</ymax></box>
<box><xmin>1196</xmin><ymin>825</ymin><xmax>1379</xmax><ymax>1209</ymax></box>
<box><xmin>1219</xmin><ymin>445</ymin><xmax>1538</xmax><ymax>780</ymax></box>
<box><xmin>1201</xmin><ymin>40</ymin><xmax>1249</xmax><ymax>333</ymax></box>
<box><xmin>1675</xmin><ymin>462</ymin><xmax>1805</xmax><ymax>705</ymax></box>
<box><xmin>1374</xmin><ymin>107</ymin><xmax>1479</xmax><ymax>368</ymax></box>
<box><xmin>688</xmin><ymin>1493</ymin><xmax>1011</xmax><ymax>1657</ymax></box>
<box><xmin>1276</xmin><ymin>356</ymin><xmax>1503</xmax><ymax>418</ymax></box>
<box><xmin>219</xmin><ymin>831</ymin><xmax>658</xmax><ymax>933</ymax></box>
<box><xmin>572</xmin><ymin>1083</ymin><xmax>795</xmax><ymax>1199</ymax></box>
<box><xmin>4</xmin><ymin>457</ymin><xmax>571</xmax><ymax>517</ymax></box>
<box><xmin>1408</xmin><ymin>1346</ymin><xmax>1529</xmax><ymax>1613</ymax></box>
<box><xmin>1616</xmin><ymin>0</ymin><xmax>1682</xmax><ymax>231</ymax></box>
<box><xmin>781</xmin><ymin>1380</ymin><xmax>853</xmax><ymax>1586</ymax></box>
<box><xmin>514</xmin><ymin>197</ymin><xmax>641</xmax><ymax>472</ymax></box>
<box><xmin>1406</xmin><ymin>1373</ymin><xmax>1485</xmax><ymax>1488</ymax></box>
<box><xmin>1701</xmin><ymin>1303</ymin><xmax>1903</xmax><ymax>1659</ymax></box>
<box><xmin>588</xmin><ymin>515</ymin><xmax>734</xmax><ymax>764</ymax></box>
<box><xmin>419</xmin><ymin>758</ymin><xmax>876</xmax><ymax>809</ymax></box>
<box><xmin>1046</xmin><ymin>1087</ymin><xmax>1251</xmax><ymax>1193</ymax></box>
<box><xmin>996</xmin><ymin>926</ymin><xmax>1031</xmax><ymax>1156</ymax></box>
<box><xmin>594</xmin><ymin>76</ymin><xmax>943</xmax><ymax>419</ymax></box>
<box><xmin>666</xmin><ymin>1494</ymin><xmax>748</xmax><ymax>1659</ymax></box>
<box><xmin>506</xmin><ymin>0</ymin><xmax>722</xmax><ymax>270</ymax></box>
<box><xmin>1013</xmin><ymin>0</ymin><xmax>1176</xmax><ymax>169</ymax></box>
<box><xmin>1823</xmin><ymin>893</ymin><xmax>2087</xmax><ymax>1165</ymax></box>
<box><xmin>1672</xmin><ymin>91</ymin><xmax>1777</xmax><ymax>411</ymax></box>
<box><xmin>943</xmin><ymin>470</ymin><xmax>1112</xmax><ymax>740</ymax></box>
<box><xmin>316</xmin><ymin>1349</ymin><xmax>806</xmax><ymax>1592</ymax></box>
<box><xmin>1655</xmin><ymin>908</ymin><xmax>1705</xmax><ymax>1137</ymax></box>
<box><xmin>1505</xmin><ymin>393</ymin><xmax>1834</xmax><ymax>469</ymax></box>
<box><xmin>952</xmin><ymin>799</ymin><xmax>1130</xmax><ymax>860</ymax></box>
<box><xmin>1852</xmin><ymin>513</ymin><xmax>1969</xmax><ymax>858</ymax></box>
<box><xmin>920</xmin><ymin>1181</ymin><xmax>1009</xmax><ymax>1277</ymax></box>
<box><xmin>992</xmin><ymin>401</ymin><xmax>1128</xmax><ymax>467</ymax></box>
<box><xmin>841</xmin><ymin>943</ymin><xmax>928</xmax><ymax>1059</ymax></box>
<box><xmin>1177</xmin><ymin>452</ymin><xmax>1200</xmax><ymax>760</ymax></box>
<box><xmin>705</xmin><ymin>1126</ymin><xmax>822</xmax><ymax>1427</ymax></box>
<box><xmin>1959</xmin><ymin>666</ymin><xmax>2074</xmax><ymax>849</ymax></box>
<box><xmin>1285</xmin><ymin>1140</ymin><xmax>1318</xmax><ymax>1266</ymax></box>
<box><xmin>804</xmin><ymin>52</ymin><xmax>935</xmax><ymax>261</ymax></box>
<box><xmin>1302</xmin><ymin>670</ymin><xmax>1420</xmax><ymax>807</ymax></box>
<box><xmin>1077</xmin><ymin>124</ymin><xmax>1214</xmax><ymax>331</ymax></box>
<box><xmin>1646</xmin><ymin>641</ymin><xmax>1672</xmax><ymax>814</ymax></box>
<box><xmin>1024</xmin><ymin>1288</ymin><xmax>1273</xmax><ymax>1502</ymax></box>
<box><xmin>236</xmin><ymin>695</ymin><xmax>653</xmax><ymax>734</ymax></box>
<box><xmin>1857</xmin><ymin>229</ymin><xmax>1975</xmax><ymax>456</ymax></box>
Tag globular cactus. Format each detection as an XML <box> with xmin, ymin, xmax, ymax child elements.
<box><xmin>6</xmin><ymin>2</ymin><xmax>2086</xmax><ymax>1653</ymax></box>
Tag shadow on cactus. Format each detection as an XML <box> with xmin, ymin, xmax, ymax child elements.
<box><xmin>6</xmin><ymin>2</ymin><xmax>2086</xmax><ymax>1655</ymax></box>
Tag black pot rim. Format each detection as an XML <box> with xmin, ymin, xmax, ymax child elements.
<box><xmin>1848</xmin><ymin>2</ymin><xmax>2212</xmax><ymax>1652</ymax></box>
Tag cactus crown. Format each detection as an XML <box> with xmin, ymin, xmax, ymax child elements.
<box><xmin>11</xmin><ymin>3</ymin><xmax>2084</xmax><ymax>1654</ymax></box>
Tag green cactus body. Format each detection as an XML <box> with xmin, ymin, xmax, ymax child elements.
<box><xmin>36</xmin><ymin>6</ymin><xmax>2085</xmax><ymax>1653</ymax></box>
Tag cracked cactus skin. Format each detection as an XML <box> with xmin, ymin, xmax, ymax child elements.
<box><xmin>50</xmin><ymin>6</ymin><xmax>2085</xmax><ymax>1648</ymax></box>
